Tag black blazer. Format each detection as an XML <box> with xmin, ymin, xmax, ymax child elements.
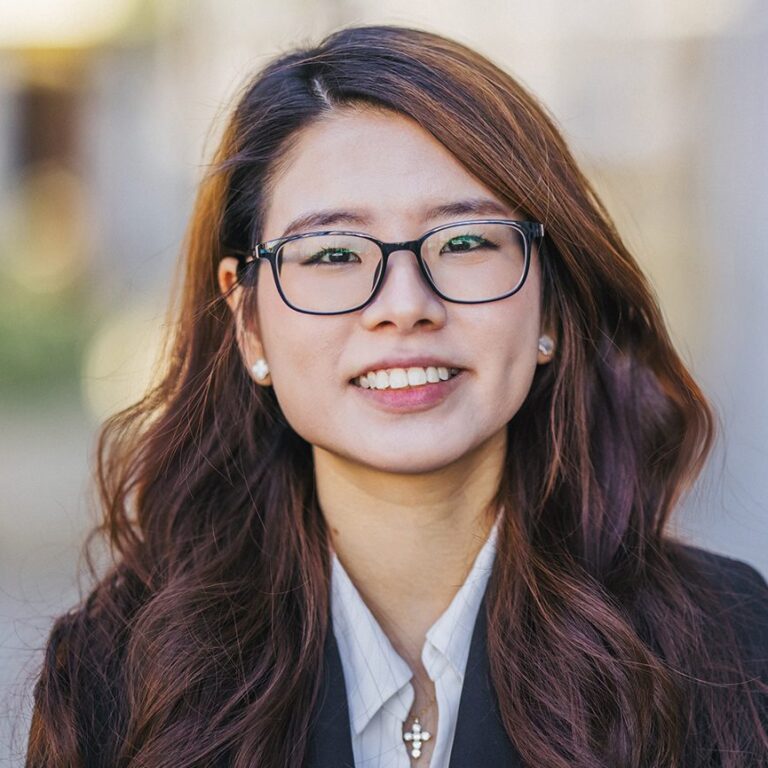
<box><xmin>305</xmin><ymin>545</ymin><xmax>768</xmax><ymax>768</ymax></box>
<box><xmin>43</xmin><ymin>545</ymin><xmax>767</xmax><ymax>767</ymax></box>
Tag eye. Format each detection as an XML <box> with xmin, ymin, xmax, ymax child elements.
<box><xmin>439</xmin><ymin>234</ymin><xmax>492</xmax><ymax>253</ymax></box>
<box><xmin>304</xmin><ymin>247</ymin><xmax>361</xmax><ymax>265</ymax></box>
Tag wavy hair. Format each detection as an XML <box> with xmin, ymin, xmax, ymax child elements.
<box><xmin>26</xmin><ymin>24</ymin><xmax>767</xmax><ymax>767</ymax></box>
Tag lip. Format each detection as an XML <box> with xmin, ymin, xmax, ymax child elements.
<box><xmin>349</xmin><ymin>357</ymin><xmax>464</xmax><ymax>381</ymax></box>
<box><xmin>349</xmin><ymin>369</ymin><xmax>466</xmax><ymax>413</ymax></box>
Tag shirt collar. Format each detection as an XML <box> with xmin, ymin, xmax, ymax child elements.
<box><xmin>331</xmin><ymin>548</ymin><xmax>413</xmax><ymax>736</ymax></box>
<box><xmin>423</xmin><ymin>512</ymin><xmax>500</xmax><ymax>683</ymax></box>
<box><xmin>330</xmin><ymin>511</ymin><xmax>501</xmax><ymax>736</ymax></box>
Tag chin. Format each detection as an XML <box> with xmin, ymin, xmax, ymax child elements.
<box><xmin>352</xmin><ymin>444</ymin><xmax>474</xmax><ymax>475</ymax></box>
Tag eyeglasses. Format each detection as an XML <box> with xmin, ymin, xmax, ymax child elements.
<box><xmin>231</xmin><ymin>218</ymin><xmax>545</xmax><ymax>315</ymax></box>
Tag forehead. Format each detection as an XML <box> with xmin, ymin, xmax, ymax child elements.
<box><xmin>261</xmin><ymin>107</ymin><xmax>515</xmax><ymax>240</ymax></box>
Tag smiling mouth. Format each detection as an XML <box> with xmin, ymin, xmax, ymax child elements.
<box><xmin>351</xmin><ymin>366</ymin><xmax>462</xmax><ymax>390</ymax></box>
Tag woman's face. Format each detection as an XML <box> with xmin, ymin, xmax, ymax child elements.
<box><xmin>219</xmin><ymin>107</ymin><xmax>553</xmax><ymax>475</ymax></box>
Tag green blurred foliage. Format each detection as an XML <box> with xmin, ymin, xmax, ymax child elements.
<box><xmin>0</xmin><ymin>271</ymin><xmax>93</xmax><ymax>406</ymax></box>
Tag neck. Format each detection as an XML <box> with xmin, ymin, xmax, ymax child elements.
<box><xmin>314</xmin><ymin>429</ymin><xmax>504</xmax><ymax>671</ymax></box>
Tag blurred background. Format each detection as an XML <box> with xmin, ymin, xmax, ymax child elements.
<box><xmin>1</xmin><ymin>0</ymin><xmax>766</xmax><ymax>762</ymax></box>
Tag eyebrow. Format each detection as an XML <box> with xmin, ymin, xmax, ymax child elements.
<box><xmin>278</xmin><ymin>197</ymin><xmax>515</xmax><ymax>239</ymax></box>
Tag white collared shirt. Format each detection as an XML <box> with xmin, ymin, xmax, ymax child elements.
<box><xmin>330</xmin><ymin>514</ymin><xmax>500</xmax><ymax>768</ymax></box>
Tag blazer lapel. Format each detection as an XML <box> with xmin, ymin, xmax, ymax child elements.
<box><xmin>305</xmin><ymin>622</ymin><xmax>356</xmax><ymax>767</ymax></box>
<box><xmin>448</xmin><ymin>588</ymin><xmax>525</xmax><ymax>767</ymax></box>
<box><xmin>306</xmin><ymin>588</ymin><xmax>525</xmax><ymax>768</ymax></box>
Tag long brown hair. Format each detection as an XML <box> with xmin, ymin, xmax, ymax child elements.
<box><xmin>26</xmin><ymin>24</ymin><xmax>767</xmax><ymax>767</ymax></box>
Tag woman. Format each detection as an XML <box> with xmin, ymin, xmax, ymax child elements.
<box><xmin>26</xmin><ymin>24</ymin><xmax>768</xmax><ymax>768</ymax></box>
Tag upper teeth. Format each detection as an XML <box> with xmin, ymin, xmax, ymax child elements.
<box><xmin>355</xmin><ymin>366</ymin><xmax>460</xmax><ymax>389</ymax></box>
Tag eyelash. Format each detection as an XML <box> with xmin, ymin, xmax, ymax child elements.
<box><xmin>303</xmin><ymin>234</ymin><xmax>493</xmax><ymax>262</ymax></box>
<box><xmin>305</xmin><ymin>248</ymin><xmax>359</xmax><ymax>264</ymax></box>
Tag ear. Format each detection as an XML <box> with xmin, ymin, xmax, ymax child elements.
<box><xmin>535</xmin><ymin>245</ymin><xmax>558</xmax><ymax>365</ymax></box>
<box><xmin>217</xmin><ymin>257</ymin><xmax>272</xmax><ymax>386</ymax></box>
<box><xmin>218</xmin><ymin>256</ymin><xmax>242</xmax><ymax>314</ymax></box>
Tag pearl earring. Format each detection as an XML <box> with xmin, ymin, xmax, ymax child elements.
<box><xmin>251</xmin><ymin>358</ymin><xmax>270</xmax><ymax>381</ymax></box>
<box><xmin>538</xmin><ymin>335</ymin><xmax>554</xmax><ymax>356</ymax></box>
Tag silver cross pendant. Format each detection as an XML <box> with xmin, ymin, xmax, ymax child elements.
<box><xmin>403</xmin><ymin>717</ymin><xmax>432</xmax><ymax>758</ymax></box>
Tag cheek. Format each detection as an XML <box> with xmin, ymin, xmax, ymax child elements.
<box><xmin>263</xmin><ymin>325</ymin><xmax>329</xmax><ymax>437</ymax></box>
<box><xmin>478</xmin><ymin>295</ymin><xmax>542</xmax><ymax>413</ymax></box>
<box><xmin>255</xmin><ymin>287</ymin><xmax>348</xmax><ymax>439</ymax></box>
<box><xmin>496</xmin><ymin>339</ymin><xmax>539</xmax><ymax>412</ymax></box>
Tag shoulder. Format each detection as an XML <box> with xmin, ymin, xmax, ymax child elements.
<box><xmin>27</xmin><ymin>573</ymin><xmax>135</xmax><ymax>766</ymax></box>
<box><xmin>671</xmin><ymin>542</ymin><xmax>768</xmax><ymax>661</ymax></box>
<box><xmin>674</xmin><ymin>542</ymin><xmax>768</xmax><ymax>601</ymax></box>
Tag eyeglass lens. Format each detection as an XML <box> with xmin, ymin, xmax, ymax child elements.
<box><xmin>275</xmin><ymin>221</ymin><xmax>528</xmax><ymax>313</ymax></box>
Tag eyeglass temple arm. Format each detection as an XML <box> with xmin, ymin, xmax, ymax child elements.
<box><xmin>219</xmin><ymin>245</ymin><xmax>258</xmax><ymax>277</ymax></box>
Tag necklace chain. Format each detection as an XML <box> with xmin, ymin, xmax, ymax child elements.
<box><xmin>411</xmin><ymin>687</ymin><xmax>437</xmax><ymax>722</ymax></box>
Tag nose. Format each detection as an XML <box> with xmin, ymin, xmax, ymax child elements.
<box><xmin>359</xmin><ymin>247</ymin><xmax>446</xmax><ymax>332</ymax></box>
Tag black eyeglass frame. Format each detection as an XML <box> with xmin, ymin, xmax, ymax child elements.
<box><xmin>230</xmin><ymin>218</ymin><xmax>545</xmax><ymax>316</ymax></box>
